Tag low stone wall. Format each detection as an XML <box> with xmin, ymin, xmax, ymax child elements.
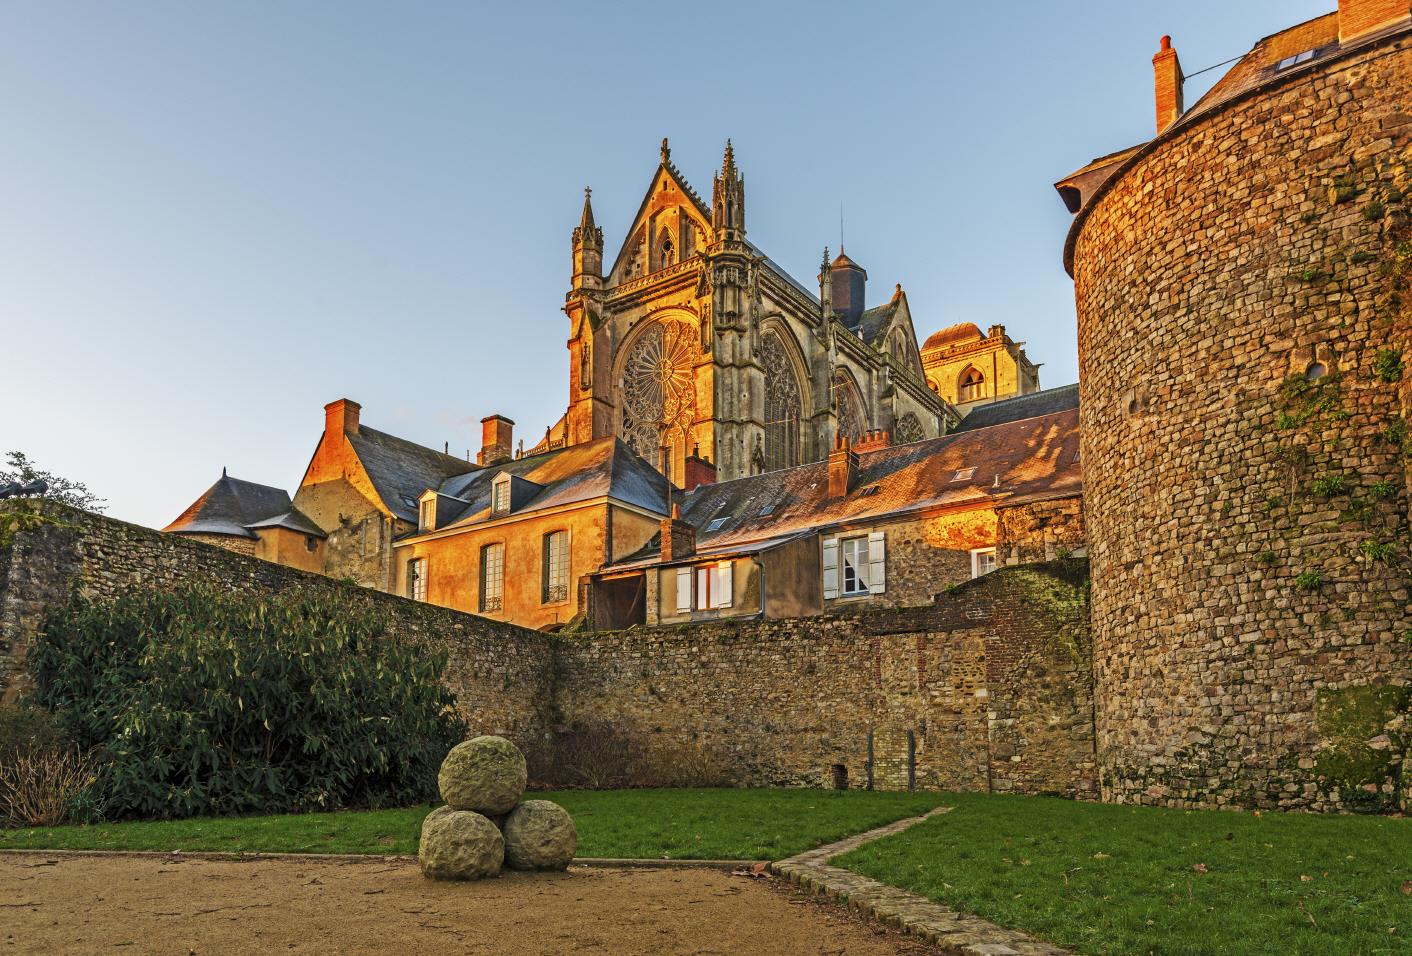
<box><xmin>0</xmin><ymin>503</ymin><xmax>555</xmax><ymax>751</ymax></box>
<box><xmin>557</xmin><ymin>562</ymin><xmax>1097</xmax><ymax>796</ymax></box>
<box><xmin>1</xmin><ymin>503</ymin><xmax>1096</xmax><ymax>797</ymax></box>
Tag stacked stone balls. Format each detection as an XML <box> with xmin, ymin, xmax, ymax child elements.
<box><xmin>419</xmin><ymin>735</ymin><xmax>577</xmax><ymax>880</ymax></box>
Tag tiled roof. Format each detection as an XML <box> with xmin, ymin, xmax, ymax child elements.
<box><xmin>1181</xmin><ymin>13</ymin><xmax>1342</xmax><ymax>127</ymax></box>
<box><xmin>954</xmin><ymin>384</ymin><xmax>1080</xmax><ymax>432</ymax></box>
<box><xmin>922</xmin><ymin>322</ymin><xmax>984</xmax><ymax>352</ymax></box>
<box><xmin>244</xmin><ymin>508</ymin><xmax>326</xmax><ymax>537</ymax></box>
<box><xmin>608</xmin><ymin>406</ymin><xmax>1081</xmax><ymax>568</ymax></box>
<box><xmin>347</xmin><ymin>425</ymin><xmax>476</xmax><ymax>523</ymax></box>
<box><xmin>165</xmin><ymin>473</ymin><xmax>299</xmax><ymax>539</ymax></box>
<box><xmin>417</xmin><ymin>436</ymin><xmax>671</xmax><ymax>535</ymax></box>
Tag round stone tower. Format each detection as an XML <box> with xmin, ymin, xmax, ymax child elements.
<box><xmin>1065</xmin><ymin>11</ymin><xmax>1412</xmax><ymax>811</ymax></box>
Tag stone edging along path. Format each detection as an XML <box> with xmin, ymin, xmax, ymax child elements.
<box><xmin>0</xmin><ymin>848</ymin><xmax>756</xmax><ymax>870</ymax></box>
<box><xmin>770</xmin><ymin>807</ymin><xmax>1072</xmax><ymax>956</ymax></box>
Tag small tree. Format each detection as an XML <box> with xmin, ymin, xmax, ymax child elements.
<box><xmin>0</xmin><ymin>451</ymin><xmax>105</xmax><ymax>512</ymax></box>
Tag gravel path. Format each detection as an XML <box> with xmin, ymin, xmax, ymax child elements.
<box><xmin>1</xmin><ymin>851</ymin><xmax>932</xmax><ymax>955</ymax></box>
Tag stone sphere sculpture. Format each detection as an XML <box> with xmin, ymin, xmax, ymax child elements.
<box><xmin>418</xmin><ymin>809</ymin><xmax>504</xmax><ymax>881</ymax></box>
<box><xmin>502</xmin><ymin>799</ymin><xmax>578</xmax><ymax>871</ymax></box>
<box><xmin>438</xmin><ymin>735</ymin><xmax>527</xmax><ymax>816</ymax></box>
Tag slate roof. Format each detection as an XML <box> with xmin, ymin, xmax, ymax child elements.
<box><xmin>606</xmin><ymin>406</ymin><xmax>1081</xmax><ymax>569</ymax></box>
<box><xmin>346</xmin><ymin>425</ymin><xmax>476</xmax><ymax>523</ymax></box>
<box><xmin>165</xmin><ymin>473</ymin><xmax>323</xmax><ymax>539</ymax></box>
<box><xmin>953</xmin><ymin>384</ymin><xmax>1080</xmax><ymax>432</ymax></box>
<box><xmin>413</xmin><ymin>436</ymin><xmax>672</xmax><ymax>536</ymax></box>
<box><xmin>850</xmin><ymin>297</ymin><xmax>900</xmax><ymax>347</ymax></box>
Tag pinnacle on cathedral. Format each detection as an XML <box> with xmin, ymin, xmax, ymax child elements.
<box><xmin>572</xmin><ymin>186</ymin><xmax>602</xmax><ymax>248</ymax></box>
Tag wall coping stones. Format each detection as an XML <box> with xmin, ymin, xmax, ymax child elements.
<box><xmin>771</xmin><ymin>807</ymin><xmax>1071</xmax><ymax>956</ymax></box>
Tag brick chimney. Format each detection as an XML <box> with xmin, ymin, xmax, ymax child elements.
<box><xmin>324</xmin><ymin>398</ymin><xmax>361</xmax><ymax>437</ymax></box>
<box><xmin>854</xmin><ymin>429</ymin><xmax>891</xmax><ymax>454</ymax></box>
<box><xmin>1153</xmin><ymin>36</ymin><xmax>1184</xmax><ymax>134</ymax></box>
<box><xmin>1339</xmin><ymin>0</ymin><xmax>1412</xmax><ymax>41</ymax></box>
<box><xmin>683</xmin><ymin>446</ymin><xmax>717</xmax><ymax>492</ymax></box>
<box><xmin>660</xmin><ymin>504</ymin><xmax>696</xmax><ymax>562</ymax></box>
<box><xmin>478</xmin><ymin>415</ymin><xmax>514</xmax><ymax>466</ymax></box>
<box><xmin>827</xmin><ymin>433</ymin><xmax>860</xmax><ymax>499</ymax></box>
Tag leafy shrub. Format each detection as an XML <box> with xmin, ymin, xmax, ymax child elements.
<box><xmin>1311</xmin><ymin>473</ymin><xmax>1348</xmax><ymax>497</ymax></box>
<box><xmin>0</xmin><ymin>704</ymin><xmax>69</xmax><ymax>763</ymax></box>
<box><xmin>1372</xmin><ymin>348</ymin><xmax>1404</xmax><ymax>383</ymax></box>
<box><xmin>0</xmin><ymin>749</ymin><xmax>101</xmax><ymax>827</ymax></box>
<box><xmin>29</xmin><ymin>586</ymin><xmax>466</xmax><ymax>820</ymax></box>
<box><xmin>1294</xmin><ymin>570</ymin><xmax>1325</xmax><ymax>591</ymax></box>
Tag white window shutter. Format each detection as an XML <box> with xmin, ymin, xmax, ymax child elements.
<box><xmin>697</xmin><ymin>566</ymin><xmax>710</xmax><ymax>610</ymax></box>
<box><xmin>714</xmin><ymin>562</ymin><xmax>733</xmax><ymax>609</ymax></box>
<box><xmin>675</xmin><ymin>567</ymin><xmax>691</xmax><ymax>613</ymax></box>
<box><xmin>868</xmin><ymin>530</ymin><xmax>887</xmax><ymax>594</ymax></box>
<box><xmin>822</xmin><ymin>538</ymin><xmax>840</xmax><ymax>599</ymax></box>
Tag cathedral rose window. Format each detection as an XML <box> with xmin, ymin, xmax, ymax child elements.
<box><xmin>619</xmin><ymin>319</ymin><xmax>699</xmax><ymax>471</ymax></box>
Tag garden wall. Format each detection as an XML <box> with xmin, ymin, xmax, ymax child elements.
<box><xmin>0</xmin><ymin>503</ymin><xmax>1096</xmax><ymax>797</ymax></box>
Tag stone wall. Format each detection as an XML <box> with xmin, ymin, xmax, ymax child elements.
<box><xmin>0</xmin><ymin>503</ymin><xmax>556</xmax><ymax>751</ymax></box>
<box><xmin>557</xmin><ymin>560</ymin><xmax>1097</xmax><ymax>796</ymax></box>
<box><xmin>1</xmin><ymin>503</ymin><xmax>1097</xmax><ymax>797</ymax></box>
<box><xmin>996</xmin><ymin>497</ymin><xmax>1086</xmax><ymax>566</ymax></box>
<box><xmin>1070</xmin><ymin>30</ymin><xmax>1412</xmax><ymax>810</ymax></box>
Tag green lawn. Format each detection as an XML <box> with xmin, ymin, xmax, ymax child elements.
<box><xmin>835</xmin><ymin>792</ymin><xmax>1412</xmax><ymax>956</ymax></box>
<box><xmin>0</xmin><ymin>788</ymin><xmax>944</xmax><ymax>861</ymax></box>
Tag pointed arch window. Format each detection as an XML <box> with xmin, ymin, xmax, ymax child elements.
<box><xmin>832</xmin><ymin>370</ymin><xmax>866</xmax><ymax>443</ymax></box>
<box><xmin>761</xmin><ymin>330</ymin><xmax>802</xmax><ymax>472</ymax></box>
<box><xmin>959</xmin><ymin>367</ymin><xmax>986</xmax><ymax>403</ymax></box>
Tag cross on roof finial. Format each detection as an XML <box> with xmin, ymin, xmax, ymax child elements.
<box><xmin>584</xmin><ymin>186</ymin><xmax>591</xmax><ymax>198</ymax></box>
<box><xmin>660</xmin><ymin>137</ymin><xmax>671</xmax><ymax>163</ymax></box>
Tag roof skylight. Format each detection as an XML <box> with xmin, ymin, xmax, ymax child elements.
<box><xmin>1276</xmin><ymin>49</ymin><xmax>1315</xmax><ymax>71</ymax></box>
<box><xmin>705</xmin><ymin>517</ymin><xmax>728</xmax><ymax>532</ymax></box>
<box><xmin>758</xmin><ymin>504</ymin><xmax>775</xmax><ymax>516</ymax></box>
<box><xmin>951</xmin><ymin>468</ymin><xmax>977</xmax><ymax>482</ymax></box>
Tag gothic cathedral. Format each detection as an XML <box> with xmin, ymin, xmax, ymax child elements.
<box><xmin>555</xmin><ymin>140</ymin><xmax>950</xmax><ymax>483</ymax></box>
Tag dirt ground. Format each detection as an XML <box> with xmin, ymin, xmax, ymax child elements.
<box><xmin>0</xmin><ymin>852</ymin><xmax>932</xmax><ymax>955</ymax></box>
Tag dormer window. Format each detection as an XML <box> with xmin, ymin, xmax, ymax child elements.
<box><xmin>418</xmin><ymin>492</ymin><xmax>438</xmax><ymax>531</ymax></box>
<box><xmin>491</xmin><ymin>474</ymin><xmax>511</xmax><ymax>516</ymax></box>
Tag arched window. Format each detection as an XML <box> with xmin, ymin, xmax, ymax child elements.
<box><xmin>959</xmin><ymin>367</ymin><xmax>986</xmax><ymax>403</ymax></box>
<box><xmin>760</xmin><ymin>330</ymin><xmax>802</xmax><ymax>472</ymax></box>
<box><xmin>832</xmin><ymin>370</ymin><xmax>866</xmax><ymax>443</ymax></box>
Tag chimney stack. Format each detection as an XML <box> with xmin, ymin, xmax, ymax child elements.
<box><xmin>660</xmin><ymin>504</ymin><xmax>697</xmax><ymax>562</ymax></box>
<box><xmin>1339</xmin><ymin>0</ymin><xmax>1412</xmax><ymax>42</ymax></box>
<box><xmin>854</xmin><ymin>429</ymin><xmax>892</xmax><ymax>454</ymax></box>
<box><xmin>827</xmin><ymin>433</ymin><xmax>860</xmax><ymax>499</ymax></box>
<box><xmin>1153</xmin><ymin>36</ymin><xmax>1184</xmax><ymax>134</ymax></box>
<box><xmin>324</xmin><ymin>398</ymin><xmax>361</xmax><ymax>437</ymax></box>
<box><xmin>683</xmin><ymin>446</ymin><xmax>717</xmax><ymax>492</ymax></box>
<box><xmin>478</xmin><ymin>415</ymin><xmax>515</xmax><ymax>466</ymax></box>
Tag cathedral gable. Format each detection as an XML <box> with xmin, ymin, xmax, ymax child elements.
<box><xmin>608</xmin><ymin>162</ymin><xmax>713</xmax><ymax>285</ymax></box>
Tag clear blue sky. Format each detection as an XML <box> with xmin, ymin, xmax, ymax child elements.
<box><xmin>0</xmin><ymin>0</ymin><xmax>1331</xmax><ymax>527</ymax></box>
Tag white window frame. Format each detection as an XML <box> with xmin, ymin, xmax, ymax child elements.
<box><xmin>840</xmin><ymin>536</ymin><xmax>870</xmax><ymax>596</ymax></box>
<box><xmin>692</xmin><ymin>561</ymin><xmax>733</xmax><ymax>610</ymax></box>
<box><xmin>407</xmin><ymin>557</ymin><xmax>427</xmax><ymax>602</ymax></box>
<box><xmin>971</xmin><ymin>546</ymin><xmax>998</xmax><ymax>579</ymax></box>
<box><xmin>480</xmin><ymin>542</ymin><xmax>504</xmax><ymax>612</ymax></box>
<box><xmin>542</xmin><ymin>530</ymin><xmax>570</xmax><ymax>604</ymax></box>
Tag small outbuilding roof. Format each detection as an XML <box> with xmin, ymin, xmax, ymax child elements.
<box><xmin>165</xmin><ymin>472</ymin><xmax>324</xmax><ymax>540</ymax></box>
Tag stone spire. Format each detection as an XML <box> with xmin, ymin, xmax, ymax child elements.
<box><xmin>818</xmin><ymin>246</ymin><xmax>833</xmax><ymax>318</ymax></box>
<box><xmin>571</xmin><ymin>186</ymin><xmax>603</xmax><ymax>289</ymax></box>
<box><xmin>712</xmin><ymin>139</ymin><xmax>746</xmax><ymax>241</ymax></box>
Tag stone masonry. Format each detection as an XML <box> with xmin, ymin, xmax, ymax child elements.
<box><xmin>1069</xmin><ymin>28</ymin><xmax>1412</xmax><ymax>810</ymax></box>
<box><xmin>0</xmin><ymin>503</ymin><xmax>1096</xmax><ymax>796</ymax></box>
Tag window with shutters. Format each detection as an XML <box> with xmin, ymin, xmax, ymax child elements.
<box><xmin>675</xmin><ymin>567</ymin><xmax>692</xmax><ymax>613</ymax></box>
<box><xmin>480</xmin><ymin>543</ymin><xmax>504</xmax><ymax>612</ymax></box>
<box><xmin>824</xmin><ymin>531</ymin><xmax>886</xmax><ymax>599</ymax></box>
<box><xmin>542</xmin><ymin>530</ymin><xmax>569</xmax><ymax>603</ymax></box>
<box><xmin>840</xmin><ymin>536</ymin><xmax>871</xmax><ymax>595</ymax></box>
<box><xmin>692</xmin><ymin>561</ymin><xmax>733</xmax><ymax>610</ymax></box>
